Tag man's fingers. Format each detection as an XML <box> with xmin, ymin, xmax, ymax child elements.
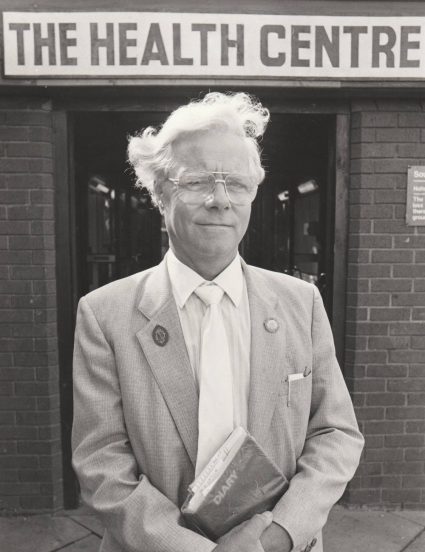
<box><xmin>243</xmin><ymin>512</ymin><xmax>273</xmax><ymax>538</ymax></box>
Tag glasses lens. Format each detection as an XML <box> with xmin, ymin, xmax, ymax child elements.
<box><xmin>175</xmin><ymin>173</ymin><xmax>214</xmax><ymax>204</ymax></box>
<box><xmin>225</xmin><ymin>174</ymin><xmax>257</xmax><ymax>205</ymax></box>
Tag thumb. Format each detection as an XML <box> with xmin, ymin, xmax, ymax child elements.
<box><xmin>244</xmin><ymin>512</ymin><xmax>273</xmax><ymax>538</ymax></box>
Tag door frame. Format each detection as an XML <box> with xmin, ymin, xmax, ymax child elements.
<box><xmin>54</xmin><ymin>92</ymin><xmax>350</xmax><ymax>509</ymax></box>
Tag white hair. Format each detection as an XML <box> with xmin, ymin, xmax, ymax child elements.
<box><xmin>127</xmin><ymin>92</ymin><xmax>270</xmax><ymax>204</ymax></box>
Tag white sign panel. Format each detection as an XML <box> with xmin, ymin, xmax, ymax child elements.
<box><xmin>4</xmin><ymin>12</ymin><xmax>425</xmax><ymax>79</ymax></box>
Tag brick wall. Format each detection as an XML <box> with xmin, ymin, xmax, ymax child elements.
<box><xmin>0</xmin><ymin>98</ymin><xmax>63</xmax><ymax>514</ymax></box>
<box><xmin>344</xmin><ymin>99</ymin><xmax>425</xmax><ymax>509</ymax></box>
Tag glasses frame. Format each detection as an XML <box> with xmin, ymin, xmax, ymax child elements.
<box><xmin>167</xmin><ymin>171</ymin><xmax>258</xmax><ymax>206</ymax></box>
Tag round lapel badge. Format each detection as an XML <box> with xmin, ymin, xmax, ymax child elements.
<box><xmin>152</xmin><ymin>325</ymin><xmax>169</xmax><ymax>347</ymax></box>
<box><xmin>264</xmin><ymin>318</ymin><xmax>279</xmax><ymax>333</ymax></box>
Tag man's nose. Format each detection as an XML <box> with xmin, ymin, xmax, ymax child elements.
<box><xmin>205</xmin><ymin>181</ymin><xmax>230</xmax><ymax>208</ymax></box>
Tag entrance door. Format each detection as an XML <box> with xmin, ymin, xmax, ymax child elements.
<box><xmin>64</xmin><ymin>109</ymin><xmax>339</xmax><ymax>507</ymax></box>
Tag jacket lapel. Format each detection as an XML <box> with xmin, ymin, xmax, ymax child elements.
<box><xmin>243</xmin><ymin>263</ymin><xmax>288</xmax><ymax>445</ymax></box>
<box><xmin>136</xmin><ymin>260</ymin><xmax>198</xmax><ymax>467</ymax></box>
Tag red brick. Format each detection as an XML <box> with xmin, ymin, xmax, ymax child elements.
<box><xmin>366</xmin><ymin>393</ymin><xmax>406</xmax><ymax>406</ymax></box>
<box><xmin>347</xmin><ymin>293</ymin><xmax>389</xmax><ymax>307</ymax></box>
<box><xmin>6</xmin><ymin>111</ymin><xmax>51</xmax><ymax>126</ymax></box>
<box><xmin>376</xmin><ymin>128</ymin><xmax>419</xmax><ymax>142</ymax></box>
<box><xmin>394</xmin><ymin>235</ymin><xmax>425</xmax><ymax>248</ymax></box>
<box><xmin>6</xmin><ymin>142</ymin><xmax>52</xmax><ymax>158</ymax></box>
<box><xmin>386</xmin><ymin>406</ymin><xmax>425</xmax><ymax>420</ymax></box>
<box><xmin>28</xmin><ymin>126</ymin><xmax>52</xmax><ymax>142</ymax></box>
<box><xmin>0</xmin><ymin>190</ymin><xmax>29</xmax><ymax>204</ymax></box>
<box><xmin>0</xmin><ymin>221</ymin><xmax>30</xmax><ymax>235</ymax></box>
<box><xmin>398</xmin><ymin>143</ymin><xmax>425</xmax><ymax>157</ymax></box>
<box><xmin>6</xmin><ymin>173</ymin><xmax>53</xmax><ymax>189</ymax></box>
<box><xmin>364</xmin><ymin>421</ymin><xmax>404</xmax><ymax>435</ymax></box>
<box><xmin>350</xmin><ymin>205</ymin><xmax>393</xmax><ymax>220</ymax></box>
<box><xmin>355</xmin><ymin>407</ymin><xmax>385</xmax><ymax>420</ymax></box>
<box><xmin>374</xmin><ymin>190</ymin><xmax>406</xmax><ymax>204</ymax></box>
<box><xmin>406</xmin><ymin>421</ymin><xmax>425</xmax><ymax>433</ymax></box>
<box><xmin>374</xmin><ymin>220</ymin><xmax>415</xmax><ymax>234</ymax></box>
<box><xmin>413</xmin><ymin>309</ymin><xmax>425</xmax><ymax>320</ymax></box>
<box><xmin>385</xmin><ymin>435</ymin><xmax>424</xmax><ymax>447</ymax></box>
<box><xmin>371</xmin><ymin>280</ymin><xmax>413</xmax><ymax>293</ymax></box>
<box><xmin>408</xmin><ymin>393</ymin><xmax>425</xmax><ymax>405</ymax></box>
<box><xmin>351</xmin><ymin>265</ymin><xmax>391</xmax><ymax>278</ymax></box>
<box><xmin>411</xmin><ymin>337</ymin><xmax>425</xmax><ymax>349</ymax></box>
<box><xmin>369</xmin><ymin>307</ymin><xmax>411</xmax><ymax>320</ymax></box>
<box><xmin>353</xmin><ymin>379</ymin><xmax>386</xmax><ymax>392</ymax></box>
<box><xmin>415</xmin><ymin>280</ymin><xmax>425</xmax><ymax>292</ymax></box>
<box><xmin>399</xmin><ymin>112</ymin><xmax>425</xmax><ymax>126</ymax></box>
<box><xmin>365</xmin><ymin>448</ymin><xmax>404</xmax><ymax>462</ymax></box>
<box><xmin>405</xmin><ymin>448</ymin><xmax>425</xmax><ymax>460</ymax></box>
<box><xmin>372</xmin><ymin>250</ymin><xmax>413</xmax><ymax>264</ymax></box>
<box><xmin>393</xmin><ymin>265</ymin><xmax>425</xmax><ymax>278</ymax></box>
<box><xmin>0</xmin><ymin>126</ymin><xmax>29</xmax><ymax>140</ymax></box>
<box><xmin>356</xmin><ymin>462</ymin><xmax>383</xmax><ymax>475</ymax></box>
<box><xmin>390</xmin><ymin>323</ymin><xmax>425</xmax><ymax>336</ymax></box>
<box><xmin>362</xmin><ymin>476</ymin><xmax>401</xmax><ymax>489</ymax></box>
<box><xmin>349</xmin><ymin>235</ymin><xmax>392</xmax><ymax>248</ymax></box>
<box><xmin>359</xmin><ymin>112</ymin><xmax>398</xmax><ymax>127</ymax></box>
<box><xmin>389</xmin><ymin>350</ymin><xmax>425</xmax><ymax>363</ymax></box>
<box><xmin>382</xmin><ymin>489</ymin><xmax>421</xmax><ymax>503</ymax></box>
<box><xmin>20</xmin><ymin>496</ymin><xmax>55</xmax><ymax>510</ymax></box>
<box><xmin>8</xmin><ymin>206</ymin><xmax>53</xmax><ymax>221</ymax></box>
<box><xmin>349</xmin><ymin>189</ymin><xmax>374</xmax><ymax>203</ymax></box>
<box><xmin>402</xmin><ymin>476</ymin><xmax>425</xmax><ymax>488</ymax></box>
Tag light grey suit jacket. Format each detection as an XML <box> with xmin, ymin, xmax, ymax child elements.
<box><xmin>72</xmin><ymin>258</ymin><xmax>364</xmax><ymax>552</ymax></box>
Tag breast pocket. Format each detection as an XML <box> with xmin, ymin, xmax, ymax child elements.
<box><xmin>287</xmin><ymin>368</ymin><xmax>312</xmax><ymax>407</ymax></box>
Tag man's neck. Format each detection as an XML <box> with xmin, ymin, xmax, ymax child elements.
<box><xmin>170</xmin><ymin>247</ymin><xmax>237</xmax><ymax>281</ymax></box>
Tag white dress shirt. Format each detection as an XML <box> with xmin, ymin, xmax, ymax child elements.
<box><xmin>166</xmin><ymin>249</ymin><xmax>251</xmax><ymax>429</ymax></box>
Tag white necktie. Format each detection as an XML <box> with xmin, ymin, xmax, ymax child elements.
<box><xmin>194</xmin><ymin>283</ymin><xmax>234</xmax><ymax>476</ymax></box>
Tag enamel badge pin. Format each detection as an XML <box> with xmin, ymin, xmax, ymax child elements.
<box><xmin>152</xmin><ymin>325</ymin><xmax>169</xmax><ymax>346</ymax></box>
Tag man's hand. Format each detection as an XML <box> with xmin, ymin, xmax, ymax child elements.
<box><xmin>260</xmin><ymin>521</ymin><xmax>292</xmax><ymax>552</ymax></box>
<box><xmin>214</xmin><ymin>512</ymin><xmax>273</xmax><ymax>552</ymax></box>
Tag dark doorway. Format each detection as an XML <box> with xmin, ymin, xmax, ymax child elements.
<box><xmin>63</xmin><ymin>109</ymin><xmax>337</xmax><ymax>507</ymax></box>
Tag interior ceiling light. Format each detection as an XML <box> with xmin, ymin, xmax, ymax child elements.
<box><xmin>297</xmin><ymin>179</ymin><xmax>319</xmax><ymax>195</ymax></box>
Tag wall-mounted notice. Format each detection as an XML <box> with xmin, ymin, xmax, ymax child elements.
<box><xmin>407</xmin><ymin>166</ymin><xmax>425</xmax><ymax>226</ymax></box>
<box><xmin>4</xmin><ymin>12</ymin><xmax>425</xmax><ymax>79</ymax></box>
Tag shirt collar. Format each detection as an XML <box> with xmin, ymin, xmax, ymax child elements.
<box><xmin>166</xmin><ymin>249</ymin><xmax>244</xmax><ymax>308</ymax></box>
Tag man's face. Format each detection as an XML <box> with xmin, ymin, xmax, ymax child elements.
<box><xmin>158</xmin><ymin>129</ymin><xmax>254</xmax><ymax>270</ymax></box>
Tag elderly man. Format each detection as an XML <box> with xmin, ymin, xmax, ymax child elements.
<box><xmin>72</xmin><ymin>92</ymin><xmax>364</xmax><ymax>552</ymax></box>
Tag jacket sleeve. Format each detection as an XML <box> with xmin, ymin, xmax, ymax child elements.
<box><xmin>271</xmin><ymin>286</ymin><xmax>364</xmax><ymax>551</ymax></box>
<box><xmin>71</xmin><ymin>297</ymin><xmax>216</xmax><ymax>552</ymax></box>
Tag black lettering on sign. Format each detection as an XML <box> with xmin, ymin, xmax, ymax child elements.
<box><xmin>173</xmin><ymin>23</ymin><xmax>193</xmax><ymax>65</ymax></box>
<box><xmin>315</xmin><ymin>26</ymin><xmax>339</xmax><ymax>67</ymax></box>
<box><xmin>291</xmin><ymin>25</ymin><xmax>310</xmax><ymax>67</ymax></box>
<box><xmin>260</xmin><ymin>25</ymin><xmax>285</xmax><ymax>66</ymax></box>
<box><xmin>372</xmin><ymin>26</ymin><xmax>396</xmax><ymax>68</ymax></box>
<box><xmin>221</xmin><ymin>24</ymin><xmax>244</xmax><ymax>66</ymax></box>
<box><xmin>9</xmin><ymin>23</ymin><xmax>30</xmax><ymax>66</ymax></box>
<box><xmin>192</xmin><ymin>23</ymin><xmax>216</xmax><ymax>66</ymax></box>
<box><xmin>91</xmin><ymin>23</ymin><xmax>115</xmax><ymax>66</ymax></box>
<box><xmin>141</xmin><ymin>23</ymin><xmax>168</xmax><ymax>65</ymax></box>
<box><xmin>400</xmin><ymin>26</ymin><xmax>420</xmax><ymax>68</ymax></box>
<box><xmin>34</xmin><ymin>23</ymin><xmax>56</xmax><ymax>66</ymax></box>
<box><xmin>119</xmin><ymin>23</ymin><xmax>137</xmax><ymax>65</ymax></box>
<box><xmin>343</xmin><ymin>26</ymin><xmax>368</xmax><ymax>68</ymax></box>
<box><xmin>59</xmin><ymin>23</ymin><xmax>77</xmax><ymax>66</ymax></box>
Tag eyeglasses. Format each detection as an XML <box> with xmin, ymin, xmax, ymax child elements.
<box><xmin>167</xmin><ymin>172</ymin><xmax>258</xmax><ymax>206</ymax></box>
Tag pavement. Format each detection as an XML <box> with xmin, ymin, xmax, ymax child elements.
<box><xmin>0</xmin><ymin>504</ymin><xmax>424</xmax><ymax>552</ymax></box>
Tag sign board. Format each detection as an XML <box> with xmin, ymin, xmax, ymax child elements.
<box><xmin>4</xmin><ymin>12</ymin><xmax>425</xmax><ymax>79</ymax></box>
<box><xmin>407</xmin><ymin>166</ymin><xmax>425</xmax><ymax>226</ymax></box>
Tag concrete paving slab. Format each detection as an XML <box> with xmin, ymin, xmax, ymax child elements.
<box><xmin>402</xmin><ymin>529</ymin><xmax>425</xmax><ymax>552</ymax></box>
<box><xmin>393</xmin><ymin>511</ymin><xmax>425</xmax><ymax>528</ymax></box>
<box><xmin>323</xmin><ymin>506</ymin><xmax>423</xmax><ymax>552</ymax></box>
<box><xmin>59</xmin><ymin>535</ymin><xmax>101</xmax><ymax>552</ymax></box>
<box><xmin>0</xmin><ymin>515</ymin><xmax>90</xmax><ymax>552</ymax></box>
<box><xmin>68</xmin><ymin>515</ymin><xmax>104</xmax><ymax>537</ymax></box>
